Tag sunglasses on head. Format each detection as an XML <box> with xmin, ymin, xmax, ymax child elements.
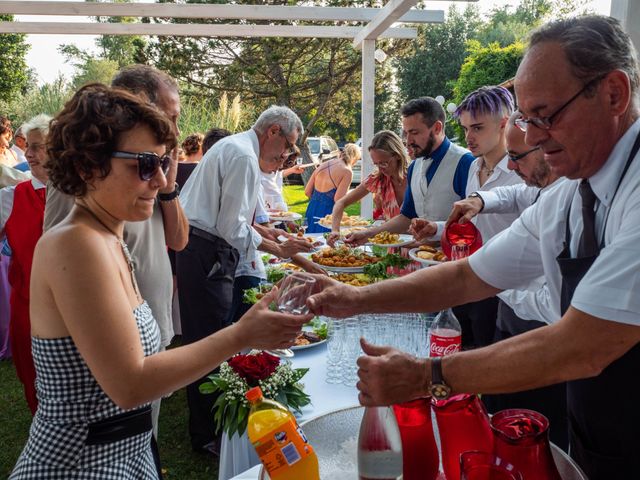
<box><xmin>112</xmin><ymin>151</ymin><xmax>170</xmax><ymax>181</ymax></box>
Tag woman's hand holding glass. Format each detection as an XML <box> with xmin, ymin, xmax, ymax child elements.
<box><xmin>234</xmin><ymin>287</ymin><xmax>311</xmax><ymax>351</ymax></box>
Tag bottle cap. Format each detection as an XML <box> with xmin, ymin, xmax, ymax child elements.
<box><xmin>246</xmin><ymin>386</ymin><xmax>264</xmax><ymax>403</ymax></box>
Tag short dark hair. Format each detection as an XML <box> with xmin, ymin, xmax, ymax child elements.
<box><xmin>202</xmin><ymin>127</ymin><xmax>232</xmax><ymax>154</ymax></box>
<box><xmin>400</xmin><ymin>97</ymin><xmax>446</xmax><ymax>127</ymax></box>
<box><xmin>181</xmin><ymin>133</ymin><xmax>204</xmax><ymax>155</ymax></box>
<box><xmin>111</xmin><ymin>64</ymin><xmax>178</xmax><ymax>106</ymax></box>
<box><xmin>47</xmin><ymin>83</ymin><xmax>177</xmax><ymax>196</ymax></box>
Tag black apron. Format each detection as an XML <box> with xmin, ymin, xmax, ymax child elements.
<box><xmin>556</xmin><ymin>131</ymin><xmax>640</xmax><ymax>480</ymax></box>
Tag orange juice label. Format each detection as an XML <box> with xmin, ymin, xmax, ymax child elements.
<box><xmin>252</xmin><ymin>419</ymin><xmax>314</xmax><ymax>477</ymax></box>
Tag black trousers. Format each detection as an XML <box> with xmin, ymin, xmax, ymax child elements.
<box><xmin>482</xmin><ymin>301</ymin><xmax>569</xmax><ymax>451</ymax></box>
<box><xmin>453</xmin><ymin>296</ymin><xmax>499</xmax><ymax>350</ymax></box>
<box><xmin>176</xmin><ymin>229</ymin><xmax>239</xmax><ymax>449</ymax></box>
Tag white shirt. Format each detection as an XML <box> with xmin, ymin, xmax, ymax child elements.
<box><xmin>432</xmin><ymin>155</ymin><xmax>523</xmax><ymax>239</ymax></box>
<box><xmin>260</xmin><ymin>171</ymin><xmax>286</xmax><ymax>210</ymax></box>
<box><xmin>180</xmin><ymin>129</ymin><xmax>262</xmax><ymax>258</ymax></box>
<box><xmin>0</xmin><ymin>164</ymin><xmax>30</xmax><ymax>189</ymax></box>
<box><xmin>10</xmin><ymin>145</ymin><xmax>26</xmax><ymax>164</ymax></box>
<box><xmin>0</xmin><ymin>178</ymin><xmax>45</xmax><ymax>236</ymax></box>
<box><xmin>470</xmin><ymin>118</ymin><xmax>640</xmax><ymax>326</ymax></box>
<box><xmin>481</xmin><ymin>183</ymin><xmax>543</xmax><ymax>215</ymax></box>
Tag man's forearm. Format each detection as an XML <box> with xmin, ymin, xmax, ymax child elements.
<box><xmin>160</xmin><ymin>199</ymin><xmax>189</xmax><ymax>250</ymax></box>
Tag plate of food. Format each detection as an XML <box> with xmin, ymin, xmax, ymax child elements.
<box><xmin>310</xmin><ymin>247</ymin><xmax>381</xmax><ymax>273</ymax></box>
<box><xmin>269</xmin><ymin>210</ymin><xmax>302</xmax><ymax>222</ymax></box>
<box><xmin>408</xmin><ymin>245</ymin><xmax>448</xmax><ymax>266</ymax></box>
<box><xmin>316</xmin><ymin>214</ymin><xmax>371</xmax><ymax>230</ymax></box>
<box><xmin>277</xmin><ymin>233</ymin><xmax>325</xmax><ymax>250</ymax></box>
<box><xmin>366</xmin><ymin>231</ymin><xmax>414</xmax><ymax>248</ymax></box>
<box><xmin>291</xmin><ymin>318</ymin><xmax>327</xmax><ymax>351</ymax></box>
<box><xmin>329</xmin><ymin>272</ymin><xmax>375</xmax><ymax>287</ymax></box>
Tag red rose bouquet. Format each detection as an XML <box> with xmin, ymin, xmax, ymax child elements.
<box><xmin>199</xmin><ymin>351</ymin><xmax>310</xmax><ymax>437</ymax></box>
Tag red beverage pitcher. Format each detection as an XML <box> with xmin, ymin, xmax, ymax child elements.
<box><xmin>491</xmin><ymin>409</ymin><xmax>562</xmax><ymax>480</ymax></box>
<box><xmin>460</xmin><ymin>451</ymin><xmax>523</xmax><ymax>480</ymax></box>
<box><xmin>432</xmin><ymin>394</ymin><xmax>494</xmax><ymax>480</ymax></box>
<box><xmin>441</xmin><ymin>221</ymin><xmax>483</xmax><ymax>259</ymax></box>
<box><xmin>393</xmin><ymin>399</ymin><xmax>439</xmax><ymax>480</ymax></box>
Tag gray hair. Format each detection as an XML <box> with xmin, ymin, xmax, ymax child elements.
<box><xmin>23</xmin><ymin>114</ymin><xmax>53</xmax><ymax>137</ymax></box>
<box><xmin>529</xmin><ymin>15</ymin><xmax>639</xmax><ymax>106</ymax></box>
<box><xmin>253</xmin><ymin>105</ymin><xmax>304</xmax><ymax>138</ymax></box>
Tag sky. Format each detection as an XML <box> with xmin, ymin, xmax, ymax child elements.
<box><xmin>21</xmin><ymin>0</ymin><xmax>612</xmax><ymax>85</ymax></box>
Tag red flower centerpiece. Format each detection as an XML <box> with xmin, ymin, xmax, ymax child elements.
<box><xmin>200</xmin><ymin>351</ymin><xmax>310</xmax><ymax>437</ymax></box>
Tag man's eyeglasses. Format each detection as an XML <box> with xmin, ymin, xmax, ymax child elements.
<box><xmin>279</xmin><ymin>131</ymin><xmax>296</xmax><ymax>156</ymax></box>
<box><xmin>112</xmin><ymin>151</ymin><xmax>170</xmax><ymax>181</ymax></box>
<box><xmin>508</xmin><ymin>146</ymin><xmax>540</xmax><ymax>163</ymax></box>
<box><xmin>515</xmin><ymin>75</ymin><xmax>604</xmax><ymax>132</ymax></box>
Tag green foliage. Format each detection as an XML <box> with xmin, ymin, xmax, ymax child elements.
<box><xmin>0</xmin><ymin>15</ymin><xmax>30</xmax><ymax>103</ymax></box>
<box><xmin>178</xmin><ymin>92</ymin><xmax>253</xmax><ymax>137</ymax></box>
<box><xmin>0</xmin><ymin>76</ymin><xmax>71</xmax><ymax>127</ymax></box>
<box><xmin>70</xmin><ymin>57</ymin><xmax>120</xmax><ymax>90</ymax></box>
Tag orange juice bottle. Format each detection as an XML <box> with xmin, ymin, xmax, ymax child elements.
<box><xmin>246</xmin><ymin>386</ymin><xmax>320</xmax><ymax>480</ymax></box>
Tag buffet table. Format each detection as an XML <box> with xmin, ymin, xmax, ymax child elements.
<box><xmin>221</xmin><ymin>342</ymin><xmax>359</xmax><ymax>480</ymax></box>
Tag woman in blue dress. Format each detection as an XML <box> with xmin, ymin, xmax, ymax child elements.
<box><xmin>305</xmin><ymin>143</ymin><xmax>360</xmax><ymax>233</ymax></box>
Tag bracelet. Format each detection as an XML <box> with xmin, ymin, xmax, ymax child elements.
<box><xmin>159</xmin><ymin>182</ymin><xmax>180</xmax><ymax>202</ymax></box>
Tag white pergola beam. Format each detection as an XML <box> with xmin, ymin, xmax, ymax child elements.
<box><xmin>0</xmin><ymin>1</ymin><xmax>444</xmax><ymax>24</ymax></box>
<box><xmin>353</xmin><ymin>0</ymin><xmax>419</xmax><ymax>49</ymax></box>
<box><xmin>0</xmin><ymin>21</ymin><xmax>417</xmax><ymax>39</ymax></box>
<box><xmin>610</xmin><ymin>0</ymin><xmax>640</xmax><ymax>53</ymax></box>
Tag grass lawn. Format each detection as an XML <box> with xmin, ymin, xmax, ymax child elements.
<box><xmin>0</xmin><ymin>339</ymin><xmax>217</xmax><ymax>479</ymax></box>
<box><xmin>282</xmin><ymin>184</ymin><xmax>361</xmax><ymax>217</ymax></box>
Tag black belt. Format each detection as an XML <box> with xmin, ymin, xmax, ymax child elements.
<box><xmin>86</xmin><ymin>405</ymin><xmax>152</xmax><ymax>445</ymax></box>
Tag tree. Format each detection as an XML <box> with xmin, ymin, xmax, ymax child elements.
<box><xmin>0</xmin><ymin>15</ymin><xmax>31</xmax><ymax>103</ymax></box>
<box><xmin>395</xmin><ymin>5</ymin><xmax>482</xmax><ymax>104</ymax></box>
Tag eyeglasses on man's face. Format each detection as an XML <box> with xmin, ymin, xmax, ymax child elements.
<box><xmin>112</xmin><ymin>151</ymin><xmax>170</xmax><ymax>181</ymax></box>
<box><xmin>515</xmin><ymin>75</ymin><xmax>605</xmax><ymax>132</ymax></box>
<box><xmin>508</xmin><ymin>146</ymin><xmax>540</xmax><ymax>163</ymax></box>
<box><xmin>278</xmin><ymin>130</ymin><xmax>297</xmax><ymax>156</ymax></box>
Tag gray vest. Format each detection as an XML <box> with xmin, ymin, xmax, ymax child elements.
<box><xmin>410</xmin><ymin>142</ymin><xmax>469</xmax><ymax>221</ymax></box>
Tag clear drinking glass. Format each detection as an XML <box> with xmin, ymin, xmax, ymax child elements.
<box><xmin>268</xmin><ymin>272</ymin><xmax>316</xmax><ymax>357</ymax></box>
<box><xmin>325</xmin><ymin>318</ymin><xmax>345</xmax><ymax>384</ymax></box>
<box><xmin>342</xmin><ymin>316</ymin><xmax>361</xmax><ymax>386</ymax></box>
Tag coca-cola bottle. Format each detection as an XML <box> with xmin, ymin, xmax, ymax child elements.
<box><xmin>432</xmin><ymin>394</ymin><xmax>494</xmax><ymax>480</ymax></box>
<box><xmin>358</xmin><ymin>406</ymin><xmax>403</xmax><ymax>480</ymax></box>
<box><xmin>491</xmin><ymin>409</ymin><xmax>562</xmax><ymax>480</ymax></box>
<box><xmin>392</xmin><ymin>399</ymin><xmax>439</xmax><ymax>480</ymax></box>
<box><xmin>429</xmin><ymin>309</ymin><xmax>462</xmax><ymax>358</ymax></box>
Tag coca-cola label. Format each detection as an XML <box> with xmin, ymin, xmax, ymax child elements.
<box><xmin>430</xmin><ymin>333</ymin><xmax>461</xmax><ymax>357</ymax></box>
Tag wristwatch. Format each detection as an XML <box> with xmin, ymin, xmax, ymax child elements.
<box><xmin>467</xmin><ymin>191</ymin><xmax>485</xmax><ymax>212</ymax></box>
<box><xmin>159</xmin><ymin>182</ymin><xmax>180</xmax><ymax>202</ymax></box>
<box><xmin>429</xmin><ymin>356</ymin><xmax>452</xmax><ymax>400</ymax></box>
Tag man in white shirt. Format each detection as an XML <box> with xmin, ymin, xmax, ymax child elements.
<box><xmin>10</xmin><ymin>126</ymin><xmax>27</xmax><ymax>166</ymax></box>
<box><xmin>177</xmin><ymin>105</ymin><xmax>312</xmax><ymax>452</ymax></box>
<box><xmin>308</xmin><ymin>16</ymin><xmax>640</xmax><ymax>479</ymax></box>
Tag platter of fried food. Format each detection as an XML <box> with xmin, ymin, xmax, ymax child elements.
<box><xmin>317</xmin><ymin>214</ymin><xmax>371</xmax><ymax>229</ymax></box>
<box><xmin>330</xmin><ymin>272</ymin><xmax>375</xmax><ymax>287</ymax></box>
<box><xmin>310</xmin><ymin>247</ymin><xmax>381</xmax><ymax>272</ymax></box>
<box><xmin>408</xmin><ymin>245</ymin><xmax>448</xmax><ymax>266</ymax></box>
<box><xmin>367</xmin><ymin>231</ymin><xmax>414</xmax><ymax>248</ymax></box>
<box><xmin>269</xmin><ymin>210</ymin><xmax>302</xmax><ymax>222</ymax></box>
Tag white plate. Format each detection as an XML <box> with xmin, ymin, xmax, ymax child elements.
<box><xmin>366</xmin><ymin>234</ymin><xmax>414</xmax><ymax>248</ymax></box>
<box><xmin>269</xmin><ymin>212</ymin><xmax>302</xmax><ymax>222</ymax></box>
<box><xmin>291</xmin><ymin>338</ymin><xmax>327</xmax><ymax>351</ymax></box>
<box><xmin>277</xmin><ymin>235</ymin><xmax>325</xmax><ymax>250</ymax></box>
<box><xmin>316</xmin><ymin>220</ymin><xmax>371</xmax><ymax>231</ymax></box>
<box><xmin>408</xmin><ymin>247</ymin><xmax>446</xmax><ymax>266</ymax></box>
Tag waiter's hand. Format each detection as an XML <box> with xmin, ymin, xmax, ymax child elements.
<box><xmin>357</xmin><ymin>339</ymin><xmax>429</xmax><ymax>406</ymax></box>
<box><xmin>409</xmin><ymin>218</ymin><xmax>437</xmax><ymax>241</ymax></box>
<box><xmin>446</xmin><ymin>196</ymin><xmax>483</xmax><ymax>227</ymax></box>
<box><xmin>307</xmin><ymin>278</ymin><xmax>361</xmax><ymax>317</ymax></box>
<box><xmin>278</xmin><ymin>237</ymin><xmax>313</xmax><ymax>258</ymax></box>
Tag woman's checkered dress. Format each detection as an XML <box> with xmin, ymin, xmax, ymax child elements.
<box><xmin>10</xmin><ymin>302</ymin><xmax>161</xmax><ymax>479</ymax></box>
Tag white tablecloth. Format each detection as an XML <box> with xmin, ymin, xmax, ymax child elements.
<box><xmin>223</xmin><ymin>342</ymin><xmax>359</xmax><ymax>480</ymax></box>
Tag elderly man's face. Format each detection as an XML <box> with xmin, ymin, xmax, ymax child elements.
<box><xmin>259</xmin><ymin>124</ymin><xmax>298</xmax><ymax>173</ymax></box>
<box><xmin>505</xmin><ymin>122</ymin><xmax>549</xmax><ymax>188</ymax></box>
<box><xmin>515</xmin><ymin>42</ymin><xmax>616</xmax><ymax>180</ymax></box>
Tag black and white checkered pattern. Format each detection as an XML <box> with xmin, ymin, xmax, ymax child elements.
<box><xmin>10</xmin><ymin>302</ymin><xmax>161</xmax><ymax>479</ymax></box>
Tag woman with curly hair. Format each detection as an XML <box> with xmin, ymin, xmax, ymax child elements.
<box><xmin>9</xmin><ymin>84</ymin><xmax>310</xmax><ymax>479</ymax></box>
<box><xmin>0</xmin><ymin>116</ymin><xmax>19</xmax><ymax>167</ymax></box>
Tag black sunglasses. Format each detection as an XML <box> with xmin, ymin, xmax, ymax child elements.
<box><xmin>112</xmin><ymin>151</ymin><xmax>170</xmax><ymax>181</ymax></box>
<box><xmin>508</xmin><ymin>146</ymin><xmax>540</xmax><ymax>163</ymax></box>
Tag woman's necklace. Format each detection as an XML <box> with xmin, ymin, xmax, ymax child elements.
<box><xmin>75</xmin><ymin>202</ymin><xmax>141</xmax><ymax>299</ymax></box>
